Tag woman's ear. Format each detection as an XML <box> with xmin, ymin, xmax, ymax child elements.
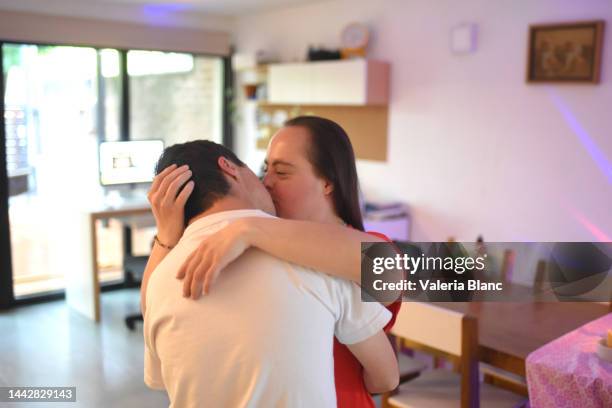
<box><xmin>217</xmin><ymin>156</ymin><xmax>239</xmax><ymax>180</ymax></box>
<box><xmin>323</xmin><ymin>179</ymin><xmax>334</xmax><ymax>196</ymax></box>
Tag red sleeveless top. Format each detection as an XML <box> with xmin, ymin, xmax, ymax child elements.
<box><xmin>334</xmin><ymin>231</ymin><xmax>401</xmax><ymax>408</ymax></box>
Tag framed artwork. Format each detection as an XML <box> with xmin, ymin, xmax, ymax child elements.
<box><xmin>526</xmin><ymin>20</ymin><xmax>604</xmax><ymax>83</ymax></box>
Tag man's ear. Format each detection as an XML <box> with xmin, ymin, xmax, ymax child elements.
<box><xmin>218</xmin><ymin>156</ymin><xmax>239</xmax><ymax>180</ymax></box>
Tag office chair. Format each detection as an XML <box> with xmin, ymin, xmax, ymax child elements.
<box><xmin>123</xmin><ymin>226</ymin><xmax>148</xmax><ymax>330</ymax></box>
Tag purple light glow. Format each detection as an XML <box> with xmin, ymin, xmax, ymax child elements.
<box><xmin>142</xmin><ymin>3</ymin><xmax>194</xmax><ymax>24</ymax></box>
<box><xmin>569</xmin><ymin>207</ymin><xmax>611</xmax><ymax>242</ymax></box>
<box><xmin>547</xmin><ymin>89</ymin><xmax>612</xmax><ymax>185</ymax></box>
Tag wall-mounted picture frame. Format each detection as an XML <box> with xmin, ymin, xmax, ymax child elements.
<box><xmin>526</xmin><ymin>20</ymin><xmax>604</xmax><ymax>83</ymax></box>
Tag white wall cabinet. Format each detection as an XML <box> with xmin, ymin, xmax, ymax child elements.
<box><xmin>268</xmin><ymin>59</ymin><xmax>389</xmax><ymax>105</ymax></box>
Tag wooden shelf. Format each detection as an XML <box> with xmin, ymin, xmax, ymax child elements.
<box><xmin>241</xmin><ymin>59</ymin><xmax>391</xmax><ymax>162</ymax></box>
<box><xmin>256</xmin><ymin>104</ymin><xmax>388</xmax><ymax>161</ymax></box>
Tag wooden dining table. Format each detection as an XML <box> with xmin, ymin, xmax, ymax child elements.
<box><xmin>434</xmin><ymin>300</ymin><xmax>610</xmax><ymax>377</ymax></box>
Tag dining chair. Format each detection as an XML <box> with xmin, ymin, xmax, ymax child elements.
<box><xmin>383</xmin><ymin>302</ymin><xmax>525</xmax><ymax>408</ymax></box>
<box><xmin>390</xmin><ymin>237</ymin><xmax>444</xmax><ymax>376</ymax></box>
<box><xmin>478</xmin><ymin>249</ymin><xmax>530</xmax><ymax>395</ymax></box>
<box><xmin>500</xmin><ymin>249</ymin><xmax>515</xmax><ymax>282</ymax></box>
<box><xmin>533</xmin><ymin>259</ymin><xmax>547</xmax><ymax>293</ymax></box>
<box><xmin>390</xmin><ymin>334</ymin><xmax>428</xmax><ymax>383</ymax></box>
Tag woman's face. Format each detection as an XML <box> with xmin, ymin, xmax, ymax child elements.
<box><xmin>263</xmin><ymin>126</ymin><xmax>334</xmax><ymax>222</ymax></box>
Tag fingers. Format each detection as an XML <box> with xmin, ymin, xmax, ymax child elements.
<box><xmin>183</xmin><ymin>266</ymin><xmax>194</xmax><ymax>298</ymax></box>
<box><xmin>179</xmin><ymin>252</ymin><xmax>199</xmax><ymax>294</ymax></box>
<box><xmin>182</xmin><ymin>255</ymin><xmax>207</xmax><ymax>299</ymax></box>
<box><xmin>176</xmin><ymin>258</ymin><xmax>189</xmax><ymax>279</ymax></box>
<box><xmin>178</xmin><ymin>235</ymin><xmax>239</xmax><ymax>299</ymax></box>
<box><xmin>202</xmin><ymin>266</ymin><xmax>219</xmax><ymax>296</ymax></box>
<box><xmin>162</xmin><ymin>170</ymin><xmax>192</xmax><ymax>205</ymax></box>
<box><xmin>180</xmin><ymin>251</ymin><xmax>212</xmax><ymax>300</ymax></box>
<box><xmin>189</xmin><ymin>255</ymin><xmax>213</xmax><ymax>299</ymax></box>
<box><xmin>176</xmin><ymin>181</ymin><xmax>194</xmax><ymax>207</ymax></box>
<box><xmin>190</xmin><ymin>267</ymin><xmax>205</xmax><ymax>300</ymax></box>
<box><xmin>154</xmin><ymin>165</ymin><xmax>190</xmax><ymax>201</ymax></box>
<box><xmin>149</xmin><ymin>164</ymin><xmax>177</xmax><ymax>195</ymax></box>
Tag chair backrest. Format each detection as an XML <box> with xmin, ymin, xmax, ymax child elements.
<box><xmin>500</xmin><ymin>249</ymin><xmax>515</xmax><ymax>282</ymax></box>
<box><xmin>391</xmin><ymin>302</ymin><xmax>480</xmax><ymax>408</ymax></box>
<box><xmin>533</xmin><ymin>259</ymin><xmax>547</xmax><ymax>293</ymax></box>
<box><xmin>392</xmin><ymin>302</ymin><xmax>463</xmax><ymax>355</ymax></box>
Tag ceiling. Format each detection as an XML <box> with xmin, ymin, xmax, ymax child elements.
<box><xmin>71</xmin><ymin>0</ymin><xmax>330</xmax><ymax>16</ymax></box>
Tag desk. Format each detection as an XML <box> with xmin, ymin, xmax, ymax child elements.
<box><xmin>435</xmin><ymin>301</ymin><xmax>610</xmax><ymax>376</ymax></box>
<box><xmin>65</xmin><ymin>202</ymin><xmax>152</xmax><ymax>322</ymax></box>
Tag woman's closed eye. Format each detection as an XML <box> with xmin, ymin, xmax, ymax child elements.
<box><xmin>268</xmin><ymin>166</ymin><xmax>289</xmax><ymax>177</ymax></box>
<box><xmin>263</xmin><ymin>160</ymin><xmax>293</xmax><ymax>178</ymax></box>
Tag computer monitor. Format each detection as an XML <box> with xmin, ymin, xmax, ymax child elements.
<box><xmin>99</xmin><ymin>140</ymin><xmax>164</xmax><ymax>186</ymax></box>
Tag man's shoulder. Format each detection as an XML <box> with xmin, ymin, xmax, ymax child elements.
<box><xmin>184</xmin><ymin>209</ymin><xmax>276</xmax><ymax>237</ymax></box>
<box><xmin>231</xmin><ymin>248</ymin><xmax>352</xmax><ymax>295</ymax></box>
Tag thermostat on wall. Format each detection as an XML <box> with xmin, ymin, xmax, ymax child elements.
<box><xmin>451</xmin><ymin>23</ymin><xmax>477</xmax><ymax>54</ymax></box>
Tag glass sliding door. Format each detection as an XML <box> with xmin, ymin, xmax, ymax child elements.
<box><xmin>128</xmin><ymin>50</ymin><xmax>224</xmax><ymax>145</ymax></box>
<box><xmin>126</xmin><ymin>50</ymin><xmax>224</xmax><ymax>256</ymax></box>
<box><xmin>3</xmin><ymin>44</ymin><xmax>107</xmax><ymax>297</ymax></box>
<box><xmin>94</xmin><ymin>48</ymin><xmax>127</xmax><ymax>284</ymax></box>
<box><xmin>1</xmin><ymin>43</ymin><xmax>226</xmax><ymax>302</ymax></box>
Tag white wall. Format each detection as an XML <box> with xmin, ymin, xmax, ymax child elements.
<box><xmin>232</xmin><ymin>0</ymin><xmax>612</xmax><ymax>242</ymax></box>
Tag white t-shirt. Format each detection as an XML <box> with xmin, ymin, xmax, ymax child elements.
<box><xmin>144</xmin><ymin>209</ymin><xmax>391</xmax><ymax>408</ymax></box>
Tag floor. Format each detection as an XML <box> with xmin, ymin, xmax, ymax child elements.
<box><xmin>0</xmin><ymin>289</ymin><xmax>388</xmax><ymax>408</ymax></box>
<box><xmin>0</xmin><ymin>289</ymin><xmax>169</xmax><ymax>408</ymax></box>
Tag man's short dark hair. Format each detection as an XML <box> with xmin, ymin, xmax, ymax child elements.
<box><xmin>155</xmin><ymin>140</ymin><xmax>245</xmax><ymax>226</ymax></box>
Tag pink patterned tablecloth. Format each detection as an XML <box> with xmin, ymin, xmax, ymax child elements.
<box><xmin>526</xmin><ymin>313</ymin><xmax>612</xmax><ymax>408</ymax></box>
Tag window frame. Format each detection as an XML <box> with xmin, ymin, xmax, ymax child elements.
<box><xmin>0</xmin><ymin>40</ymin><xmax>231</xmax><ymax>307</ymax></box>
